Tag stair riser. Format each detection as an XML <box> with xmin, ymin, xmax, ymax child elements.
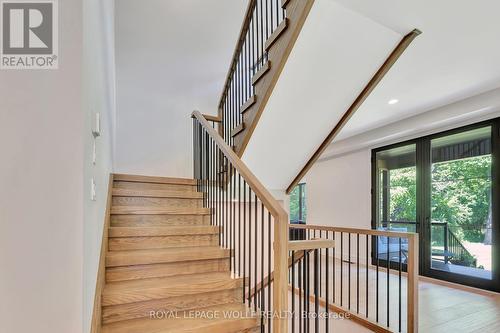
<box><xmin>112</xmin><ymin>196</ymin><xmax>202</xmax><ymax>208</ymax></box>
<box><xmin>106</xmin><ymin>259</ymin><xmax>229</xmax><ymax>282</ymax></box>
<box><xmin>102</xmin><ymin>289</ymin><xmax>242</xmax><ymax>324</ymax></box>
<box><xmin>111</xmin><ymin>214</ymin><xmax>210</xmax><ymax>227</ymax></box>
<box><xmin>106</xmin><ymin>249</ymin><xmax>230</xmax><ymax>267</ymax></box>
<box><xmin>109</xmin><ymin>235</ymin><xmax>218</xmax><ymax>251</ymax></box>
<box><xmin>114</xmin><ymin>181</ymin><xmax>196</xmax><ymax>192</ymax></box>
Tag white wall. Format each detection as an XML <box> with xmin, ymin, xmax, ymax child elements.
<box><xmin>114</xmin><ymin>0</ymin><xmax>246</xmax><ymax>178</ymax></box>
<box><xmin>82</xmin><ymin>0</ymin><xmax>115</xmax><ymax>332</ymax></box>
<box><xmin>306</xmin><ymin>149</ymin><xmax>372</xmax><ymax>229</ymax></box>
<box><xmin>0</xmin><ymin>0</ymin><xmax>84</xmax><ymax>332</ymax></box>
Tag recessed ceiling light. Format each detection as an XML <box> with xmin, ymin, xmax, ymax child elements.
<box><xmin>388</xmin><ymin>99</ymin><xmax>399</xmax><ymax>105</ymax></box>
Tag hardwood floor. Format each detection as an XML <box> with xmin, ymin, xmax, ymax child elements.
<box><xmin>293</xmin><ymin>256</ymin><xmax>500</xmax><ymax>332</ymax></box>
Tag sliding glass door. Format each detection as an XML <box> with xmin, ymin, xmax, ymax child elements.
<box><xmin>372</xmin><ymin>118</ymin><xmax>499</xmax><ymax>291</ymax></box>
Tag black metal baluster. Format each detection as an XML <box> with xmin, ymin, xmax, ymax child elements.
<box><xmin>233</xmin><ymin>166</ymin><xmax>236</xmax><ymax>273</ymax></box>
<box><xmin>225</xmin><ymin>158</ymin><xmax>228</xmax><ymax>249</ymax></box>
<box><xmin>260</xmin><ymin>202</ymin><xmax>265</xmax><ymax>313</ymax></box>
<box><xmin>251</xmin><ymin>9</ymin><xmax>256</xmax><ymax>75</ymax></box>
<box><xmin>302</xmin><ymin>250</ymin><xmax>307</xmax><ymax>333</ymax></box>
<box><xmin>298</xmin><ymin>253</ymin><xmax>302</xmax><ymax>333</ymax></box>
<box><xmin>292</xmin><ymin>250</ymin><xmax>295</xmax><ymax>333</ymax></box>
<box><xmin>376</xmin><ymin>235</ymin><xmax>379</xmax><ymax>323</ymax></box>
<box><xmin>333</xmin><ymin>231</ymin><xmax>336</xmax><ymax>304</ymax></box>
<box><xmin>366</xmin><ymin>234</ymin><xmax>369</xmax><ymax>318</ymax></box>
<box><xmin>340</xmin><ymin>232</ymin><xmax>343</xmax><ymax>307</ymax></box>
<box><xmin>357</xmin><ymin>233</ymin><xmax>360</xmax><ymax>314</ymax></box>
<box><xmin>254</xmin><ymin>193</ymin><xmax>258</xmax><ymax>310</ymax></box>
<box><xmin>399</xmin><ymin>237</ymin><xmax>402</xmax><ymax>332</ymax></box>
<box><xmin>306</xmin><ymin>252</ymin><xmax>311</xmax><ymax>332</ymax></box>
<box><xmin>387</xmin><ymin>235</ymin><xmax>390</xmax><ymax>328</ymax></box>
<box><xmin>267</xmin><ymin>211</ymin><xmax>272</xmax><ymax>333</ymax></box>
<box><xmin>248</xmin><ymin>188</ymin><xmax>252</xmax><ymax>306</ymax></box>
<box><xmin>319</xmin><ymin>230</ymin><xmax>322</xmax><ymax>298</ymax></box>
<box><xmin>256</xmin><ymin>1</ymin><xmax>261</xmax><ymax>70</ymax></box>
<box><xmin>238</xmin><ymin>174</ymin><xmax>241</xmax><ymax>277</ymax></box>
<box><xmin>348</xmin><ymin>233</ymin><xmax>351</xmax><ymax>310</ymax></box>
<box><xmin>326</xmin><ymin>231</ymin><xmax>329</xmax><ymax>332</ymax></box>
<box><xmin>261</xmin><ymin>0</ymin><xmax>266</xmax><ymax>67</ymax></box>
<box><xmin>275</xmin><ymin>0</ymin><xmax>279</xmax><ymax>30</ymax></box>
<box><xmin>314</xmin><ymin>249</ymin><xmax>319</xmax><ymax>333</ymax></box>
<box><xmin>243</xmin><ymin>181</ymin><xmax>247</xmax><ymax>303</ymax></box>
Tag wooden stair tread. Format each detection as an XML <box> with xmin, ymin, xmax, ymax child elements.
<box><xmin>106</xmin><ymin>246</ymin><xmax>230</xmax><ymax>267</ymax></box>
<box><xmin>113</xmin><ymin>174</ymin><xmax>196</xmax><ymax>185</ymax></box>
<box><xmin>101</xmin><ymin>303</ymin><xmax>258</xmax><ymax>333</ymax></box>
<box><xmin>111</xmin><ymin>207</ymin><xmax>210</xmax><ymax>215</ymax></box>
<box><xmin>102</xmin><ymin>272</ymin><xmax>243</xmax><ymax>306</ymax></box>
<box><xmin>109</xmin><ymin>226</ymin><xmax>219</xmax><ymax>237</ymax></box>
<box><xmin>104</xmin><ymin>271</ymin><xmax>238</xmax><ymax>293</ymax></box>
<box><xmin>112</xmin><ymin>188</ymin><xmax>203</xmax><ymax>199</ymax></box>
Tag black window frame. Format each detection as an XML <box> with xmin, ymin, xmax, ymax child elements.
<box><xmin>371</xmin><ymin>117</ymin><xmax>500</xmax><ymax>292</ymax></box>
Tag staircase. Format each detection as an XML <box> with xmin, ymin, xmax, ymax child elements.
<box><xmin>100</xmin><ymin>174</ymin><xmax>260</xmax><ymax>333</ymax></box>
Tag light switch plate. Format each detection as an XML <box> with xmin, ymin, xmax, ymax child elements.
<box><xmin>91</xmin><ymin>178</ymin><xmax>96</xmax><ymax>201</ymax></box>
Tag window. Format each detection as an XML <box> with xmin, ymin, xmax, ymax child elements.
<box><xmin>289</xmin><ymin>183</ymin><xmax>306</xmax><ymax>223</ymax></box>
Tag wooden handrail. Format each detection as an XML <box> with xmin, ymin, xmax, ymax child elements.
<box><xmin>193</xmin><ymin>110</ymin><xmax>286</xmax><ymax>218</ymax></box>
<box><xmin>289</xmin><ymin>223</ymin><xmax>417</xmax><ymax>239</ymax></box>
<box><xmin>288</xmin><ymin>239</ymin><xmax>335</xmax><ymax>251</ymax></box>
<box><xmin>285</xmin><ymin>29</ymin><xmax>422</xmax><ymax>194</ymax></box>
<box><xmin>192</xmin><ymin>110</ymin><xmax>289</xmax><ymax>333</ymax></box>
<box><xmin>192</xmin><ymin>113</ymin><xmax>221</xmax><ymax>123</ymax></box>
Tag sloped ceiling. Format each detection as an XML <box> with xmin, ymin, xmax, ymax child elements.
<box><xmin>243</xmin><ymin>0</ymin><xmax>500</xmax><ymax>190</ymax></box>
<box><xmin>243</xmin><ymin>0</ymin><xmax>401</xmax><ymax>189</ymax></box>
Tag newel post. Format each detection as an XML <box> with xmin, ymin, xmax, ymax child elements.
<box><xmin>273</xmin><ymin>212</ymin><xmax>289</xmax><ymax>333</ymax></box>
<box><xmin>407</xmin><ymin>233</ymin><xmax>419</xmax><ymax>333</ymax></box>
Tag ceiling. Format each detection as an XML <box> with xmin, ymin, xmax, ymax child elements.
<box><xmin>334</xmin><ymin>0</ymin><xmax>500</xmax><ymax>140</ymax></box>
<box><xmin>243</xmin><ymin>0</ymin><xmax>500</xmax><ymax>189</ymax></box>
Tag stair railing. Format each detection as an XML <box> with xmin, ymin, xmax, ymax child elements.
<box><xmin>192</xmin><ymin>110</ymin><xmax>289</xmax><ymax>332</ymax></box>
<box><xmin>218</xmin><ymin>0</ymin><xmax>286</xmax><ymax>148</ymax></box>
<box><xmin>289</xmin><ymin>224</ymin><xmax>419</xmax><ymax>333</ymax></box>
<box><xmin>445</xmin><ymin>225</ymin><xmax>477</xmax><ymax>267</ymax></box>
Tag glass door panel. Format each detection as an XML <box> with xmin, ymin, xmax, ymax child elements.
<box><xmin>374</xmin><ymin>144</ymin><xmax>417</xmax><ymax>264</ymax></box>
<box><xmin>430</xmin><ymin>126</ymin><xmax>493</xmax><ymax>280</ymax></box>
